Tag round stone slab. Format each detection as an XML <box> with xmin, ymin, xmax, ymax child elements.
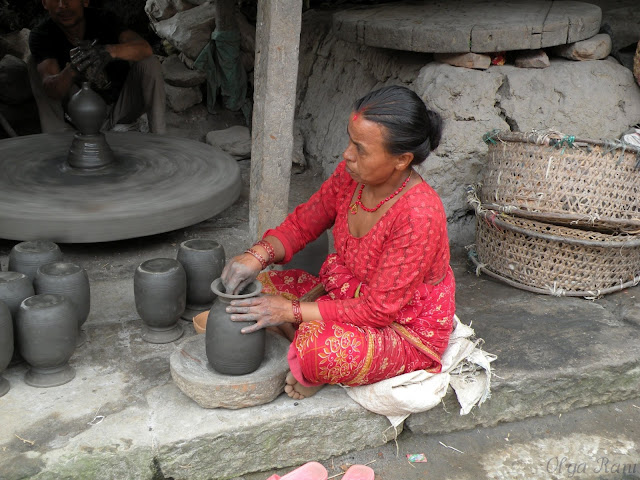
<box><xmin>333</xmin><ymin>0</ymin><xmax>602</xmax><ymax>53</ymax></box>
<box><xmin>0</xmin><ymin>132</ymin><xmax>241</xmax><ymax>243</ymax></box>
<box><xmin>170</xmin><ymin>332</ymin><xmax>290</xmax><ymax>409</ymax></box>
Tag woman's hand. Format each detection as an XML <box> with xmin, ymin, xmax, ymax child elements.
<box><xmin>220</xmin><ymin>253</ymin><xmax>262</xmax><ymax>295</ymax></box>
<box><xmin>226</xmin><ymin>295</ymin><xmax>294</xmax><ymax>334</ymax></box>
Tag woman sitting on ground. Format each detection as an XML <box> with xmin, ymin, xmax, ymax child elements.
<box><xmin>221</xmin><ymin>85</ymin><xmax>455</xmax><ymax>399</ymax></box>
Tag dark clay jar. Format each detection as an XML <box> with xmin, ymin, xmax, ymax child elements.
<box><xmin>34</xmin><ymin>262</ymin><xmax>90</xmax><ymax>347</ymax></box>
<box><xmin>8</xmin><ymin>241</ymin><xmax>63</xmax><ymax>282</ymax></box>
<box><xmin>0</xmin><ymin>301</ymin><xmax>13</xmax><ymax>397</ymax></box>
<box><xmin>206</xmin><ymin>278</ymin><xmax>265</xmax><ymax>375</ymax></box>
<box><xmin>134</xmin><ymin>258</ymin><xmax>186</xmax><ymax>344</ymax></box>
<box><xmin>67</xmin><ymin>82</ymin><xmax>107</xmax><ymax>135</ymax></box>
<box><xmin>177</xmin><ymin>239</ymin><xmax>225</xmax><ymax>320</ymax></box>
<box><xmin>0</xmin><ymin>271</ymin><xmax>35</xmax><ymax>365</ymax></box>
<box><xmin>16</xmin><ymin>294</ymin><xmax>77</xmax><ymax>388</ymax></box>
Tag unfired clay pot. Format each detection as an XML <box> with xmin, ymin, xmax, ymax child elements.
<box><xmin>8</xmin><ymin>241</ymin><xmax>63</xmax><ymax>282</ymax></box>
<box><xmin>67</xmin><ymin>82</ymin><xmax>107</xmax><ymax>135</ymax></box>
<box><xmin>0</xmin><ymin>271</ymin><xmax>35</xmax><ymax>366</ymax></box>
<box><xmin>16</xmin><ymin>294</ymin><xmax>77</xmax><ymax>388</ymax></box>
<box><xmin>0</xmin><ymin>301</ymin><xmax>13</xmax><ymax>397</ymax></box>
<box><xmin>134</xmin><ymin>258</ymin><xmax>186</xmax><ymax>344</ymax></box>
<box><xmin>206</xmin><ymin>278</ymin><xmax>265</xmax><ymax>375</ymax></box>
<box><xmin>177</xmin><ymin>239</ymin><xmax>225</xmax><ymax>320</ymax></box>
<box><xmin>34</xmin><ymin>262</ymin><xmax>90</xmax><ymax>347</ymax></box>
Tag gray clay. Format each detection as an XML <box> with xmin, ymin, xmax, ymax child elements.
<box><xmin>134</xmin><ymin>258</ymin><xmax>186</xmax><ymax>344</ymax></box>
<box><xmin>8</xmin><ymin>241</ymin><xmax>63</xmax><ymax>282</ymax></box>
<box><xmin>0</xmin><ymin>301</ymin><xmax>13</xmax><ymax>397</ymax></box>
<box><xmin>34</xmin><ymin>262</ymin><xmax>90</xmax><ymax>347</ymax></box>
<box><xmin>206</xmin><ymin>278</ymin><xmax>265</xmax><ymax>375</ymax></box>
<box><xmin>16</xmin><ymin>294</ymin><xmax>76</xmax><ymax>388</ymax></box>
<box><xmin>177</xmin><ymin>239</ymin><xmax>225</xmax><ymax>320</ymax></box>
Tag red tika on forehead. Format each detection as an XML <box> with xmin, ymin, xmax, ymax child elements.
<box><xmin>352</xmin><ymin>113</ymin><xmax>359</xmax><ymax>121</ymax></box>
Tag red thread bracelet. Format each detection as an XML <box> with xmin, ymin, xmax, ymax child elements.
<box><xmin>245</xmin><ymin>247</ymin><xmax>268</xmax><ymax>270</ymax></box>
<box><xmin>292</xmin><ymin>299</ymin><xmax>303</xmax><ymax>325</ymax></box>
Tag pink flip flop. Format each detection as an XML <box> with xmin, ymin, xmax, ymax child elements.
<box><xmin>265</xmin><ymin>461</ymin><xmax>328</xmax><ymax>480</ymax></box>
<box><xmin>342</xmin><ymin>464</ymin><xmax>375</xmax><ymax>480</ymax></box>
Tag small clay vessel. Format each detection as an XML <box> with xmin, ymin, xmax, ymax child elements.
<box><xmin>0</xmin><ymin>301</ymin><xmax>13</xmax><ymax>397</ymax></box>
<box><xmin>176</xmin><ymin>239</ymin><xmax>225</xmax><ymax>320</ymax></box>
<box><xmin>34</xmin><ymin>262</ymin><xmax>90</xmax><ymax>347</ymax></box>
<box><xmin>16</xmin><ymin>294</ymin><xmax>76</xmax><ymax>388</ymax></box>
<box><xmin>8</xmin><ymin>241</ymin><xmax>63</xmax><ymax>282</ymax></box>
<box><xmin>67</xmin><ymin>82</ymin><xmax>107</xmax><ymax>135</ymax></box>
<box><xmin>0</xmin><ymin>271</ymin><xmax>35</xmax><ymax>366</ymax></box>
<box><xmin>206</xmin><ymin>278</ymin><xmax>265</xmax><ymax>375</ymax></box>
<box><xmin>134</xmin><ymin>258</ymin><xmax>186</xmax><ymax>344</ymax></box>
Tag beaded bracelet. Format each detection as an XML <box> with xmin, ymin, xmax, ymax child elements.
<box><xmin>292</xmin><ymin>299</ymin><xmax>303</xmax><ymax>325</ymax></box>
<box><xmin>245</xmin><ymin>247</ymin><xmax>268</xmax><ymax>270</ymax></box>
<box><xmin>255</xmin><ymin>240</ymin><xmax>276</xmax><ymax>263</ymax></box>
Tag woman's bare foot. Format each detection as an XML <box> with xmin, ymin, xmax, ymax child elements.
<box><xmin>284</xmin><ymin>372</ymin><xmax>324</xmax><ymax>400</ymax></box>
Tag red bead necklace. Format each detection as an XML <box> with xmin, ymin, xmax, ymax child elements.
<box><xmin>349</xmin><ymin>171</ymin><xmax>412</xmax><ymax>215</ymax></box>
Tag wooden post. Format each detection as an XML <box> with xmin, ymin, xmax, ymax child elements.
<box><xmin>249</xmin><ymin>0</ymin><xmax>302</xmax><ymax>240</ymax></box>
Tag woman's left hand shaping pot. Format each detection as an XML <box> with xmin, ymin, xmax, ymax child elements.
<box><xmin>226</xmin><ymin>294</ymin><xmax>294</xmax><ymax>334</ymax></box>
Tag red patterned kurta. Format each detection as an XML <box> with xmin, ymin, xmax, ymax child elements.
<box><xmin>262</xmin><ymin>161</ymin><xmax>455</xmax><ymax>387</ymax></box>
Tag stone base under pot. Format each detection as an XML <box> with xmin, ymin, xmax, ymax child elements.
<box><xmin>170</xmin><ymin>331</ymin><xmax>289</xmax><ymax>409</ymax></box>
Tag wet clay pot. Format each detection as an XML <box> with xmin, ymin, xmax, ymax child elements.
<box><xmin>34</xmin><ymin>262</ymin><xmax>90</xmax><ymax>347</ymax></box>
<box><xmin>8</xmin><ymin>241</ymin><xmax>63</xmax><ymax>282</ymax></box>
<box><xmin>67</xmin><ymin>82</ymin><xmax>107</xmax><ymax>135</ymax></box>
<box><xmin>206</xmin><ymin>278</ymin><xmax>265</xmax><ymax>375</ymax></box>
<box><xmin>0</xmin><ymin>271</ymin><xmax>35</xmax><ymax>366</ymax></box>
<box><xmin>176</xmin><ymin>239</ymin><xmax>225</xmax><ymax>320</ymax></box>
<box><xmin>16</xmin><ymin>294</ymin><xmax>76</xmax><ymax>388</ymax></box>
<box><xmin>134</xmin><ymin>258</ymin><xmax>186</xmax><ymax>344</ymax></box>
<box><xmin>0</xmin><ymin>301</ymin><xmax>13</xmax><ymax>397</ymax></box>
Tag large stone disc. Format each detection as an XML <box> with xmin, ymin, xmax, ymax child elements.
<box><xmin>333</xmin><ymin>0</ymin><xmax>602</xmax><ymax>53</ymax></box>
<box><xmin>0</xmin><ymin>132</ymin><xmax>242</xmax><ymax>243</ymax></box>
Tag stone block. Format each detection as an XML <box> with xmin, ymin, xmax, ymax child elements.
<box><xmin>553</xmin><ymin>33</ymin><xmax>613</xmax><ymax>61</ymax></box>
<box><xmin>515</xmin><ymin>49</ymin><xmax>550</xmax><ymax>68</ymax></box>
<box><xmin>170</xmin><ymin>333</ymin><xmax>289</xmax><ymax>409</ymax></box>
<box><xmin>165</xmin><ymin>83</ymin><xmax>203</xmax><ymax>112</ymax></box>
<box><xmin>0</xmin><ymin>55</ymin><xmax>32</xmax><ymax>104</ymax></box>
<box><xmin>434</xmin><ymin>52</ymin><xmax>491</xmax><ymax>70</ymax></box>
<box><xmin>0</xmin><ymin>28</ymin><xmax>30</xmax><ymax>62</ymax></box>
<box><xmin>162</xmin><ymin>54</ymin><xmax>206</xmax><ymax>87</ymax></box>
<box><xmin>151</xmin><ymin>1</ymin><xmax>216</xmax><ymax>60</ymax></box>
<box><xmin>206</xmin><ymin>125</ymin><xmax>252</xmax><ymax>159</ymax></box>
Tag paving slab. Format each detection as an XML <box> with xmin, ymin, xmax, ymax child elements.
<box><xmin>332</xmin><ymin>0</ymin><xmax>602</xmax><ymax>53</ymax></box>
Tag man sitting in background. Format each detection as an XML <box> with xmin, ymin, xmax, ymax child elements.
<box><xmin>29</xmin><ymin>0</ymin><xmax>166</xmax><ymax>134</ymax></box>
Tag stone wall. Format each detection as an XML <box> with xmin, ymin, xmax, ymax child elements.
<box><xmin>294</xmin><ymin>10</ymin><xmax>640</xmax><ymax>246</ymax></box>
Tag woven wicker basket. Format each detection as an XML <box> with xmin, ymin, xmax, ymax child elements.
<box><xmin>471</xmin><ymin>208</ymin><xmax>640</xmax><ymax>297</ymax></box>
<box><xmin>481</xmin><ymin>130</ymin><xmax>640</xmax><ymax>232</ymax></box>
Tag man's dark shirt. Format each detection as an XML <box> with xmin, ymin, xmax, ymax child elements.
<box><xmin>29</xmin><ymin>8</ymin><xmax>130</xmax><ymax>103</ymax></box>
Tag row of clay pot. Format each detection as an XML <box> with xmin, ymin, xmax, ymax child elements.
<box><xmin>134</xmin><ymin>238</ymin><xmax>226</xmax><ymax>344</ymax></box>
<box><xmin>134</xmin><ymin>238</ymin><xmax>266</xmax><ymax>376</ymax></box>
<box><xmin>0</xmin><ymin>240</ymin><xmax>91</xmax><ymax>396</ymax></box>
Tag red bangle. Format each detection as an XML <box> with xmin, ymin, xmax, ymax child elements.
<box><xmin>255</xmin><ymin>240</ymin><xmax>276</xmax><ymax>263</ymax></box>
<box><xmin>245</xmin><ymin>247</ymin><xmax>268</xmax><ymax>270</ymax></box>
<box><xmin>292</xmin><ymin>299</ymin><xmax>303</xmax><ymax>325</ymax></box>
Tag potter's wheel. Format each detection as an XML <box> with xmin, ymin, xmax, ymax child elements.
<box><xmin>0</xmin><ymin>132</ymin><xmax>242</xmax><ymax>243</ymax></box>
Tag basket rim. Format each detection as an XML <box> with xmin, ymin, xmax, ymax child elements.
<box><xmin>467</xmin><ymin>247</ymin><xmax>640</xmax><ymax>298</ymax></box>
<box><xmin>484</xmin><ymin>129</ymin><xmax>640</xmax><ymax>154</ymax></box>
<box><xmin>479</xmin><ymin>200</ymin><xmax>640</xmax><ymax>233</ymax></box>
<box><xmin>475</xmin><ymin>208</ymin><xmax>640</xmax><ymax>248</ymax></box>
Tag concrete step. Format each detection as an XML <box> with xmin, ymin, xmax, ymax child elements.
<box><xmin>2</xmin><ymin>250</ymin><xmax>640</xmax><ymax>480</ymax></box>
